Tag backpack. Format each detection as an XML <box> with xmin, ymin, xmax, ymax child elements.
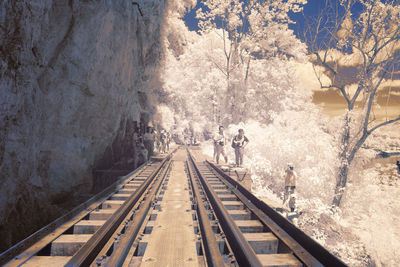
<box><xmin>231</xmin><ymin>137</ymin><xmax>237</xmax><ymax>148</ymax></box>
<box><xmin>160</xmin><ymin>133</ymin><xmax>166</xmax><ymax>142</ymax></box>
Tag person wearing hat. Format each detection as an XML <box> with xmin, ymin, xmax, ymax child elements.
<box><xmin>231</xmin><ymin>128</ymin><xmax>249</xmax><ymax>167</ymax></box>
<box><xmin>159</xmin><ymin>129</ymin><xmax>167</xmax><ymax>153</ymax></box>
<box><xmin>143</xmin><ymin>127</ymin><xmax>155</xmax><ymax>160</ymax></box>
<box><xmin>397</xmin><ymin>160</ymin><xmax>400</xmax><ymax>175</ymax></box>
<box><xmin>288</xmin><ymin>193</ymin><xmax>297</xmax><ymax>212</ymax></box>
<box><xmin>137</xmin><ymin>143</ymin><xmax>148</xmax><ymax>166</ymax></box>
<box><xmin>283</xmin><ymin>163</ymin><xmax>297</xmax><ymax>208</ymax></box>
<box><xmin>213</xmin><ymin>125</ymin><xmax>228</xmax><ymax>164</ymax></box>
<box><xmin>166</xmin><ymin>131</ymin><xmax>171</xmax><ymax>151</ymax></box>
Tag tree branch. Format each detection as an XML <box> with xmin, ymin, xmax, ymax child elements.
<box><xmin>368</xmin><ymin>115</ymin><xmax>400</xmax><ymax>134</ymax></box>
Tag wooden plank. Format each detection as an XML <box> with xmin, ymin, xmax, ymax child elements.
<box><xmin>141</xmin><ymin>151</ymin><xmax>199</xmax><ymax>267</ymax></box>
<box><xmin>258</xmin><ymin>253</ymin><xmax>302</xmax><ymax>267</ymax></box>
<box><xmin>228</xmin><ymin>210</ymin><xmax>252</xmax><ymax>220</ymax></box>
<box><xmin>243</xmin><ymin>233</ymin><xmax>278</xmax><ymax>254</ymax></box>
<box><xmin>89</xmin><ymin>209</ymin><xmax>116</xmax><ymax>220</ymax></box>
<box><xmin>235</xmin><ymin>220</ymin><xmax>264</xmax><ymax>233</ymax></box>
<box><xmin>222</xmin><ymin>201</ymin><xmax>244</xmax><ymax>210</ymax></box>
<box><xmin>21</xmin><ymin>256</ymin><xmax>71</xmax><ymax>266</ymax></box>
<box><xmin>73</xmin><ymin>220</ymin><xmax>105</xmax><ymax>234</ymax></box>
<box><xmin>51</xmin><ymin>234</ymin><xmax>92</xmax><ymax>256</ymax></box>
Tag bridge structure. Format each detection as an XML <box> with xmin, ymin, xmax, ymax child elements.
<box><xmin>0</xmin><ymin>146</ymin><xmax>347</xmax><ymax>267</ymax></box>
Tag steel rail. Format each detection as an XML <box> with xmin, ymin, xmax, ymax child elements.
<box><xmin>105</xmin><ymin>159</ymin><xmax>173</xmax><ymax>266</ymax></box>
<box><xmin>188</xmin><ymin>152</ymin><xmax>263</xmax><ymax>267</ymax></box>
<box><xmin>206</xmin><ymin>160</ymin><xmax>348</xmax><ymax>267</ymax></box>
<box><xmin>186</xmin><ymin>160</ymin><xmax>226</xmax><ymax>267</ymax></box>
<box><xmin>0</xmin><ymin>162</ymin><xmax>147</xmax><ymax>267</ymax></box>
<box><xmin>65</xmin><ymin>153</ymin><xmax>174</xmax><ymax>267</ymax></box>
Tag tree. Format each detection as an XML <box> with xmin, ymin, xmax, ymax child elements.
<box><xmin>162</xmin><ymin>32</ymin><xmax>227</xmax><ymax>134</ymax></box>
<box><xmin>162</xmin><ymin>29</ymin><xmax>309</xmax><ymax>135</ymax></box>
<box><xmin>196</xmin><ymin>0</ymin><xmax>307</xmax><ymax>124</ymax></box>
<box><xmin>161</xmin><ymin>0</ymin><xmax>311</xmax><ymax>139</ymax></box>
<box><xmin>304</xmin><ymin>0</ymin><xmax>400</xmax><ymax>207</ymax></box>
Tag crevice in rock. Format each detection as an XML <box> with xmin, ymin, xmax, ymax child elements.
<box><xmin>37</xmin><ymin>6</ymin><xmax>75</xmax><ymax>93</ymax></box>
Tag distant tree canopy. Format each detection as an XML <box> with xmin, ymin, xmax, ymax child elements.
<box><xmin>162</xmin><ymin>0</ymin><xmax>309</xmax><ymax>131</ymax></box>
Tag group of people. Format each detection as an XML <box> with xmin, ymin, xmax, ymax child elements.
<box><xmin>212</xmin><ymin>125</ymin><xmax>249</xmax><ymax>167</ymax></box>
<box><xmin>144</xmin><ymin>128</ymin><xmax>171</xmax><ymax>157</ymax></box>
<box><xmin>156</xmin><ymin>129</ymin><xmax>171</xmax><ymax>154</ymax></box>
<box><xmin>212</xmin><ymin>125</ymin><xmax>298</xmax><ymax>212</ymax></box>
<box><xmin>140</xmin><ymin>123</ymin><xmax>299</xmax><ymax>212</ymax></box>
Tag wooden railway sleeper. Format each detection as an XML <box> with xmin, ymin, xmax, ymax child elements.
<box><xmin>65</xmin><ymin>150</ymin><xmax>176</xmax><ymax>266</ymax></box>
<box><xmin>1</xmin><ymin>161</ymin><xmax>151</xmax><ymax>266</ymax></box>
<box><xmin>186</xmin><ymin>160</ymin><xmax>226</xmax><ymax>267</ymax></box>
<box><xmin>206</xmin><ymin>160</ymin><xmax>347</xmax><ymax>267</ymax></box>
<box><xmin>102</xmin><ymin>159</ymin><xmax>173</xmax><ymax>266</ymax></box>
<box><xmin>187</xmin><ymin>150</ymin><xmax>263</xmax><ymax>267</ymax></box>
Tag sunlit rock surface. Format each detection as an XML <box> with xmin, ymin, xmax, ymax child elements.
<box><xmin>0</xmin><ymin>0</ymin><xmax>165</xmax><ymax>251</ymax></box>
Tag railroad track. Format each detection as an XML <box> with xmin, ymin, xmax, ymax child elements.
<box><xmin>1</xmin><ymin>146</ymin><xmax>347</xmax><ymax>266</ymax></box>
<box><xmin>186</xmin><ymin>148</ymin><xmax>347</xmax><ymax>267</ymax></box>
<box><xmin>1</xmin><ymin>150</ymin><xmax>175</xmax><ymax>267</ymax></box>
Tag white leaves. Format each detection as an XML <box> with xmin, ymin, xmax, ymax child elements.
<box><xmin>195</xmin><ymin>0</ymin><xmax>307</xmax><ymax>57</ymax></box>
<box><xmin>337</xmin><ymin>14</ymin><xmax>353</xmax><ymax>42</ymax></box>
<box><xmin>156</xmin><ymin>104</ymin><xmax>175</xmax><ymax>131</ymax></box>
<box><xmin>237</xmin><ymin>113</ymin><xmax>338</xmax><ymax>204</ymax></box>
<box><xmin>162</xmin><ymin>0</ymin><xmax>311</xmax><ymax>133</ymax></box>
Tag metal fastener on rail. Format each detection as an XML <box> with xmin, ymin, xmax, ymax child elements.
<box><xmin>206</xmin><ymin>160</ymin><xmax>347</xmax><ymax>266</ymax></box>
<box><xmin>105</xmin><ymin>158</ymin><xmax>173</xmax><ymax>266</ymax></box>
<box><xmin>65</xmin><ymin>150</ymin><xmax>176</xmax><ymax>266</ymax></box>
<box><xmin>186</xmin><ymin>160</ymin><xmax>225</xmax><ymax>267</ymax></box>
<box><xmin>187</xmin><ymin>150</ymin><xmax>263</xmax><ymax>267</ymax></box>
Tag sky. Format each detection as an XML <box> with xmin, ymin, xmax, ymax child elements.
<box><xmin>182</xmin><ymin>0</ymin><xmax>356</xmax><ymax>41</ymax></box>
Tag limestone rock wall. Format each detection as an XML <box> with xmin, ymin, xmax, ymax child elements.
<box><xmin>0</xmin><ymin>0</ymin><xmax>165</xmax><ymax>252</ymax></box>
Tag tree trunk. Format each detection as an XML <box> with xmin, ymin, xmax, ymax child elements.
<box><xmin>332</xmin><ymin>114</ymin><xmax>351</xmax><ymax>207</ymax></box>
<box><xmin>332</xmin><ymin>162</ymin><xmax>349</xmax><ymax>207</ymax></box>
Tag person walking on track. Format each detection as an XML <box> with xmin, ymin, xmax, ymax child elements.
<box><xmin>396</xmin><ymin>160</ymin><xmax>400</xmax><ymax>175</ymax></box>
<box><xmin>166</xmin><ymin>131</ymin><xmax>171</xmax><ymax>152</ymax></box>
<box><xmin>231</xmin><ymin>129</ymin><xmax>249</xmax><ymax>167</ymax></box>
<box><xmin>143</xmin><ymin>127</ymin><xmax>155</xmax><ymax>160</ymax></box>
<box><xmin>213</xmin><ymin>126</ymin><xmax>228</xmax><ymax>164</ymax></box>
<box><xmin>159</xmin><ymin>130</ymin><xmax>167</xmax><ymax>153</ymax></box>
<box><xmin>283</xmin><ymin>163</ymin><xmax>297</xmax><ymax>211</ymax></box>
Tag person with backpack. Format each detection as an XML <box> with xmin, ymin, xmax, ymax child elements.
<box><xmin>283</xmin><ymin>163</ymin><xmax>297</xmax><ymax>211</ymax></box>
<box><xmin>143</xmin><ymin>127</ymin><xmax>155</xmax><ymax>160</ymax></box>
<box><xmin>166</xmin><ymin>131</ymin><xmax>171</xmax><ymax>151</ymax></box>
<box><xmin>231</xmin><ymin>129</ymin><xmax>249</xmax><ymax>167</ymax></box>
<box><xmin>159</xmin><ymin>130</ymin><xmax>167</xmax><ymax>153</ymax></box>
<box><xmin>213</xmin><ymin>126</ymin><xmax>228</xmax><ymax>164</ymax></box>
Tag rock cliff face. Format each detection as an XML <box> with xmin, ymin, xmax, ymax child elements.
<box><xmin>0</xmin><ymin>0</ymin><xmax>166</xmax><ymax>252</ymax></box>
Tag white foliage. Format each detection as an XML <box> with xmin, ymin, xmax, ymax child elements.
<box><xmin>160</xmin><ymin>1</ymin><xmax>400</xmax><ymax>265</ymax></box>
<box><xmin>157</xmin><ymin>104</ymin><xmax>175</xmax><ymax>132</ymax></box>
<box><xmin>228</xmin><ymin>113</ymin><xmax>338</xmax><ymax>204</ymax></box>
